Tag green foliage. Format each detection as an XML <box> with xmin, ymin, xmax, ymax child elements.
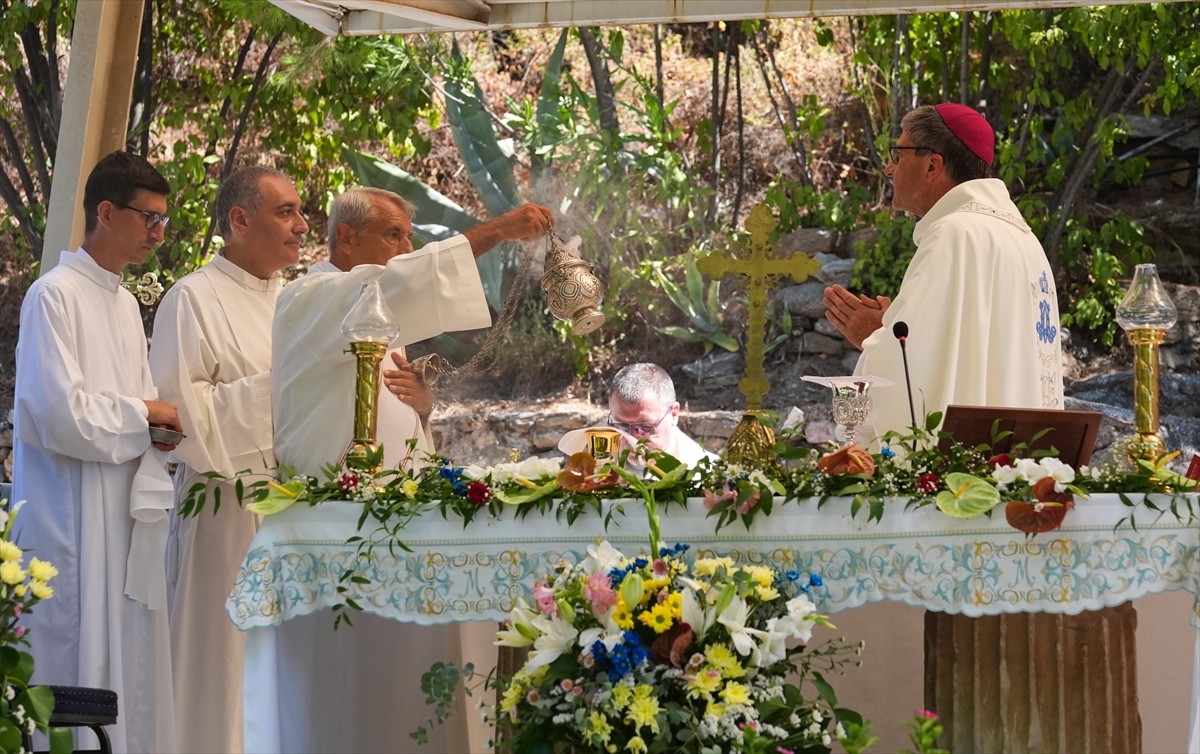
<box><xmin>1057</xmin><ymin>213</ymin><xmax>1155</xmax><ymax>347</ymax></box>
<box><xmin>850</xmin><ymin>210</ymin><xmax>916</xmax><ymax>300</ymax></box>
<box><xmin>646</xmin><ymin>255</ymin><xmax>739</xmax><ymax>354</ymax></box>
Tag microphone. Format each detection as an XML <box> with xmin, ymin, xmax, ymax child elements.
<box><xmin>893</xmin><ymin>321</ymin><xmax>918</xmax><ymax>447</ymax></box>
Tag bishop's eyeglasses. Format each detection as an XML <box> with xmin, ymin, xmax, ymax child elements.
<box><xmin>887</xmin><ymin>145</ymin><xmax>935</xmax><ymax>164</ymax></box>
<box><xmin>116</xmin><ymin>203</ymin><xmax>170</xmax><ymax>230</ymax></box>
<box><xmin>607</xmin><ymin>407</ymin><xmax>672</xmax><ymax>436</ymax></box>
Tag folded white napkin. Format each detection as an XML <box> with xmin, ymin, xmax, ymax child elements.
<box><xmin>125</xmin><ymin>448</ymin><xmax>174</xmax><ymax>610</ymax></box>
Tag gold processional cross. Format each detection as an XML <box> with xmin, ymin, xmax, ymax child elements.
<box><xmin>697</xmin><ymin>203</ymin><xmax>820</xmax><ymax>469</ymax></box>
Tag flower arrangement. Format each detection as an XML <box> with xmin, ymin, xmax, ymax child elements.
<box><xmin>0</xmin><ymin>499</ymin><xmax>59</xmax><ymax>753</ymax></box>
<box><xmin>181</xmin><ymin>412</ymin><xmax>1198</xmax><ymax>542</ymax></box>
<box><xmin>489</xmin><ymin>538</ymin><xmax>863</xmax><ymax>754</ymax></box>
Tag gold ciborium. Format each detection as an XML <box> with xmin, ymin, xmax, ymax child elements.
<box><xmin>340</xmin><ymin>280</ymin><xmax>399</xmax><ymax>472</ymax></box>
<box><xmin>541</xmin><ymin>233</ymin><xmax>606</xmax><ymax>335</ymax></box>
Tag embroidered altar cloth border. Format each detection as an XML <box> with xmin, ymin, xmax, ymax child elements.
<box><xmin>227</xmin><ymin>493</ymin><xmax>1200</xmax><ymax>630</ymax></box>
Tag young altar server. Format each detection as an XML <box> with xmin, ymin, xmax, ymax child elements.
<box><xmin>12</xmin><ymin>151</ymin><xmax>181</xmax><ymax>753</ymax></box>
<box><xmin>149</xmin><ymin>166</ymin><xmax>308</xmax><ymax>753</ymax></box>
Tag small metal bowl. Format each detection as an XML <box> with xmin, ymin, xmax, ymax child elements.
<box><xmin>149</xmin><ymin>426</ymin><xmax>187</xmax><ymax>445</ymax></box>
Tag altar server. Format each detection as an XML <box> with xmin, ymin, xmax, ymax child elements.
<box><xmin>13</xmin><ymin>151</ymin><xmax>181</xmax><ymax>753</ymax></box>
<box><xmin>823</xmin><ymin>104</ymin><xmax>1064</xmax><ymax>438</ymax></box>
<box><xmin>149</xmin><ymin>166</ymin><xmax>307</xmax><ymax>753</ymax></box>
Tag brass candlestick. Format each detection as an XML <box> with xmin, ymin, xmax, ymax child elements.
<box><xmin>1116</xmin><ymin>264</ymin><xmax>1176</xmax><ymax>463</ymax></box>
<box><xmin>340</xmin><ymin>280</ymin><xmax>399</xmax><ymax>472</ymax></box>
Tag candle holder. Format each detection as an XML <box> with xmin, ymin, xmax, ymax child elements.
<box><xmin>1116</xmin><ymin>263</ymin><xmax>1177</xmax><ymax>463</ymax></box>
<box><xmin>340</xmin><ymin>280</ymin><xmax>399</xmax><ymax>472</ymax></box>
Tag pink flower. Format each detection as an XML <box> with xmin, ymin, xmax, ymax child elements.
<box><xmin>14</xmin><ymin>626</ymin><xmax>26</xmax><ymax>639</ymax></box>
<box><xmin>737</xmin><ymin>491</ymin><xmax>761</xmax><ymax>515</ymax></box>
<box><xmin>467</xmin><ymin>481</ymin><xmax>492</xmax><ymax>505</ymax></box>
<box><xmin>702</xmin><ymin>487</ymin><xmax>737</xmax><ymax>510</ymax></box>
<box><xmin>13</xmin><ymin>605</ymin><xmax>21</xmax><ymax>618</ymax></box>
<box><xmin>917</xmin><ymin>472</ymin><xmax>940</xmax><ymax>494</ymax></box>
<box><xmin>915</xmin><ymin>709</ymin><xmax>939</xmax><ymax>719</ymax></box>
<box><xmin>532</xmin><ymin>579</ymin><xmax>557</xmax><ymax>617</ymax></box>
<box><xmin>584</xmin><ymin>572</ymin><xmax>617</xmax><ymax>615</ymax></box>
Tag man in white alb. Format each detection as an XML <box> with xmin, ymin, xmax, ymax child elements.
<box><xmin>13</xmin><ymin>151</ymin><xmax>181</xmax><ymax>753</ymax></box>
<box><xmin>606</xmin><ymin>362</ymin><xmax>716</xmax><ymax>468</ymax></box>
<box><xmin>823</xmin><ymin>103</ymin><xmax>1064</xmax><ymax>439</ymax></box>
<box><xmin>149</xmin><ymin>166</ymin><xmax>308</xmax><ymax>753</ymax></box>
<box><xmin>257</xmin><ymin>187</ymin><xmax>551</xmax><ymax>753</ymax></box>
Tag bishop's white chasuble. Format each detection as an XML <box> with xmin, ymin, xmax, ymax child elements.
<box><xmin>855</xmin><ymin>178</ymin><xmax>1065</xmax><ymax>441</ymax></box>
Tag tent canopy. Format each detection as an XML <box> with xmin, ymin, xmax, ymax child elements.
<box><xmin>269</xmin><ymin>0</ymin><xmax>1157</xmax><ymax>36</ymax></box>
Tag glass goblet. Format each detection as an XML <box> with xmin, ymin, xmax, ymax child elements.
<box><xmin>831</xmin><ymin>381</ymin><xmax>873</xmax><ymax>446</ymax></box>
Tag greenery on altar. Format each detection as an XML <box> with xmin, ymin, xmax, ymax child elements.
<box><xmin>0</xmin><ymin>500</ymin><xmax>66</xmax><ymax>754</ymax></box>
<box><xmin>183</xmin><ymin>411</ymin><xmax>1199</xmax><ymax>545</ymax></box>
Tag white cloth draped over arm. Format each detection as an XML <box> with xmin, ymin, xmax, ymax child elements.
<box><xmin>125</xmin><ymin>448</ymin><xmax>174</xmax><ymax>609</ymax></box>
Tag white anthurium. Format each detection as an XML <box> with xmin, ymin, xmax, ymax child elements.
<box><xmin>524</xmin><ymin>613</ymin><xmax>580</xmax><ymax>673</ymax></box>
<box><xmin>582</xmin><ymin>540</ymin><xmax>626</xmax><ymax>575</ymax></box>
<box><xmin>717</xmin><ymin>595</ymin><xmax>763</xmax><ymax>657</ymax></box>
<box><xmin>495</xmin><ymin>599</ymin><xmax>540</xmax><ymax>648</ymax></box>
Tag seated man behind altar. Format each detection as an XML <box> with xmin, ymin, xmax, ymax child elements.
<box><xmin>561</xmin><ymin>362</ymin><xmax>717</xmax><ymax>471</ymax></box>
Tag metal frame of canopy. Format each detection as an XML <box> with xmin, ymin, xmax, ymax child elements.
<box><xmin>39</xmin><ymin>0</ymin><xmax>1177</xmax><ymax>272</ymax></box>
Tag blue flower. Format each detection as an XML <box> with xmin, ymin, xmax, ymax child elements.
<box><xmin>809</xmin><ymin>574</ymin><xmax>824</xmax><ymax>588</ymax></box>
<box><xmin>881</xmin><ymin>445</ymin><xmax>896</xmax><ymax>459</ymax></box>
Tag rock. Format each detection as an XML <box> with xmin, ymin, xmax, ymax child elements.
<box><xmin>777</xmin><ymin>228</ymin><xmax>838</xmax><ymax>256</ymax></box>
<box><xmin>680</xmin><ymin>351</ymin><xmax>745</xmax><ymax>388</ymax></box>
<box><xmin>814</xmin><ymin>253</ymin><xmax>856</xmax><ymax>287</ymax></box>
<box><xmin>778</xmin><ymin>281</ymin><xmax>828</xmax><ymax>319</ymax></box>
<box><xmin>814</xmin><ymin>318</ymin><xmax>842</xmax><ymax>338</ymax></box>
<box><xmin>805</xmin><ymin>420</ymin><xmax>837</xmax><ymax>445</ymax></box>
<box><xmin>843</xmin><ymin>228</ymin><xmax>879</xmax><ymax>259</ymax></box>
<box><xmin>1068</xmin><ymin>371</ymin><xmax>1200</xmax><ymax>418</ymax></box>
<box><xmin>802</xmin><ymin>332</ymin><xmax>844</xmax><ymax>355</ymax></box>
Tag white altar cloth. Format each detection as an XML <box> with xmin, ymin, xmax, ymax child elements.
<box><xmin>229</xmin><ymin>494</ymin><xmax>1200</xmax><ymax>752</ymax></box>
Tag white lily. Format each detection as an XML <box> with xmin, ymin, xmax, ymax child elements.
<box><xmin>680</xmin><ymin>585</ymin><xmax>710</xmax><ymax>638</ymax></box>
<box><xmin>525</xmin><ymin>613</ymin><xmax>579</xmax><ymax>673</ymax></box>
<box><xmin>717</xmin><ymin>595</ymin><xmax>763</xmax><ymax>657</ymax></box>
<box><xmin>495</xmin><ymin>600</ymin><xmax>539</xmax><ymax>648</ymax></box>
<box><xmin>460</xmin><ymin>464</ymin><xmax>489</xmax><ymax>481</ymax></box>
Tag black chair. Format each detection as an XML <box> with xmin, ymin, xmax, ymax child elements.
<box><xmin>21</xmin><ymin>686</ymin><xmax>117</xmax><ymax>754</ymax></box>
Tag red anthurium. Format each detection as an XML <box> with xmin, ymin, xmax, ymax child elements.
<box><xmin>1004</xmin><ymin>477</ymin><xmax>1075</xmax><ymax>533</ymax></box>
<box><xmin>988</xmin><ymin>453</ymin><xmax>1012</xmax><ymax>469</ymax></box>
<box><xmin>557</xmin><ymin>452</ymin><xmax>620</xmax><ymax>492</ymax></box>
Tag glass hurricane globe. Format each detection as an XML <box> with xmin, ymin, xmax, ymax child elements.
<box><xmin>341</xmin><ymin>279</ymin><xmax>399</xmax><ymax>344</ymax></box>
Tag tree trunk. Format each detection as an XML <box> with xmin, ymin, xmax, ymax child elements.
<box><xmin>578</xmin><ymin>28</ymin><xmax>620</xmax><ymax>154</ymax></box>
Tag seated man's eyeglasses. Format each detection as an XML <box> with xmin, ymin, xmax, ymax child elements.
<box><xmin>608</xmin><ymin>407</ymin><xmax>672</xmax><ymax>436</ymax></box>
<box><xmin>888</xmin><ymin>145</ymin><xmax>935</xmax><ymax>164</ymax></box>
<box><xmin>116</xmin><ymin>203</ymin><xmax>170</xmax><ymax>230</ymax></box>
